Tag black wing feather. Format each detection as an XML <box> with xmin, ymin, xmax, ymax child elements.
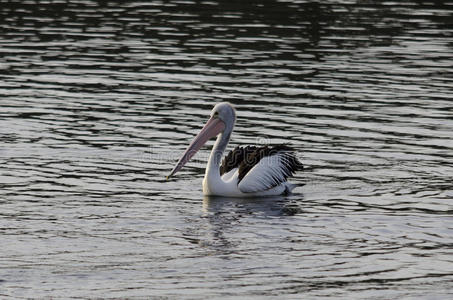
<box><xmin>238</xmin><ymin>144</ymin><xmax>303</xmax><ymax>183</ymax></box>
<box><xmin>219</xmin><ymin>145</ymin><xmax>258</xmax><ymax>176</ymax></box>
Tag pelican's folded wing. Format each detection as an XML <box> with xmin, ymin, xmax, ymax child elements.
<box><xmin>238</xmin><ymin>146</ymin><xmax>302</xmax><ymax>193</ymax></box>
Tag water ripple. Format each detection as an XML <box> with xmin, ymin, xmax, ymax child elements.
<box><xmin>1</xmin><ymin>0</ymin><xmax>452</xmax><ymax>298</ymax></box>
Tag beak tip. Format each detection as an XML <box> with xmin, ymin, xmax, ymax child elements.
<box><xmin>166</xmin><ymin>175</ymin><xmax>170</xmax><ymax>181</ymax></box>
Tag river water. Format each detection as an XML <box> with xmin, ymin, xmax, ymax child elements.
<box><xmin>1</xmin><ymin>1</ymin><xmax>452</xmax><ymax>299</ymax></box>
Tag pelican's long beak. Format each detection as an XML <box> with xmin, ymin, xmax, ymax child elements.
<box><xmin>167</xmin><ymin>117</ymin><xmax>225</xmax><ymax>179</ymax></box>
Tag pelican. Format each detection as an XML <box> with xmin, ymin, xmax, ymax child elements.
<box><xmin>167</xmin><ymin>102</ymin><xmax>303</xmax><ymax>197</ymax></box>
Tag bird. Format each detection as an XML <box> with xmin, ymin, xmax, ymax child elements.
<box><xmin>167</xmin><ymin>102</ymin><xmax>303</xmax><ymax>197</ymax></box>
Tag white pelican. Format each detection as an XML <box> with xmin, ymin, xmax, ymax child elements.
<box><xmin>167</xmin><ymin>102</ymin><xmax>303</xmax><ymax>197</ymax></box>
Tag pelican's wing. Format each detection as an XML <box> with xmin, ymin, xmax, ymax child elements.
<box><xmin>220</xmin><ymin>145</ymin><xmax>257</xmax><ymax>176</ymax></box>
<box><xmin>237</xmin><ymin>145</ymin><xmax>302</xmax><ymax>193</ymax></box>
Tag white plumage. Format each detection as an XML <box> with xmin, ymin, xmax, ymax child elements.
<box><xmin>239</xmin><ymin>154</ymin><xmax>293</xmax><ymax>193</ymax></box>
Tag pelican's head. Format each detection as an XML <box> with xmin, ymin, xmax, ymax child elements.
<box><xmin>210</xmin><ymin>102</ymin><xmax>236</xmax><ymax>132</ymax></box>
<box><xmin>167</xmin><ymin>102</ymin><xmax>236</xmax><ymax>179</ymax></box>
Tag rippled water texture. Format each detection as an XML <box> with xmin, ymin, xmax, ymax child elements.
<box><xmin>1</xmin><ymin>1</ymin><xmax>453</xmax><ymax>299</ymax></box>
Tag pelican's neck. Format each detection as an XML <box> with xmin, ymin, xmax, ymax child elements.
<box><xmin>205</xmin><ymin>125</ymin><xmax>232</xmax><ymax>182</ymax></box>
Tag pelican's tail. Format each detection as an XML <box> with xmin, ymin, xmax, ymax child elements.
<box><xmin>283</xmin><ymin>182</ymin><xmax>299</xmax><ymax>195</ymax></box>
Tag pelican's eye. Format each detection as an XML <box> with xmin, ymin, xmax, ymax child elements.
<box><xmin>213</xmin><ymin>111</ymin><xmax>219</xmax><ymax>118</ymax></box>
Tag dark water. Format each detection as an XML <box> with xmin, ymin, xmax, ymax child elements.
<box><xmin>1</xmin><ymin>0</ymin><xmax>453</xmax><ymax>298</ymax></box>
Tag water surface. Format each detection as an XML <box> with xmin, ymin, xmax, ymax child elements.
<box><xmin>1</xmin><ymin>0</ymin><xmax>452</xmax><ymax>298</ymax></box>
